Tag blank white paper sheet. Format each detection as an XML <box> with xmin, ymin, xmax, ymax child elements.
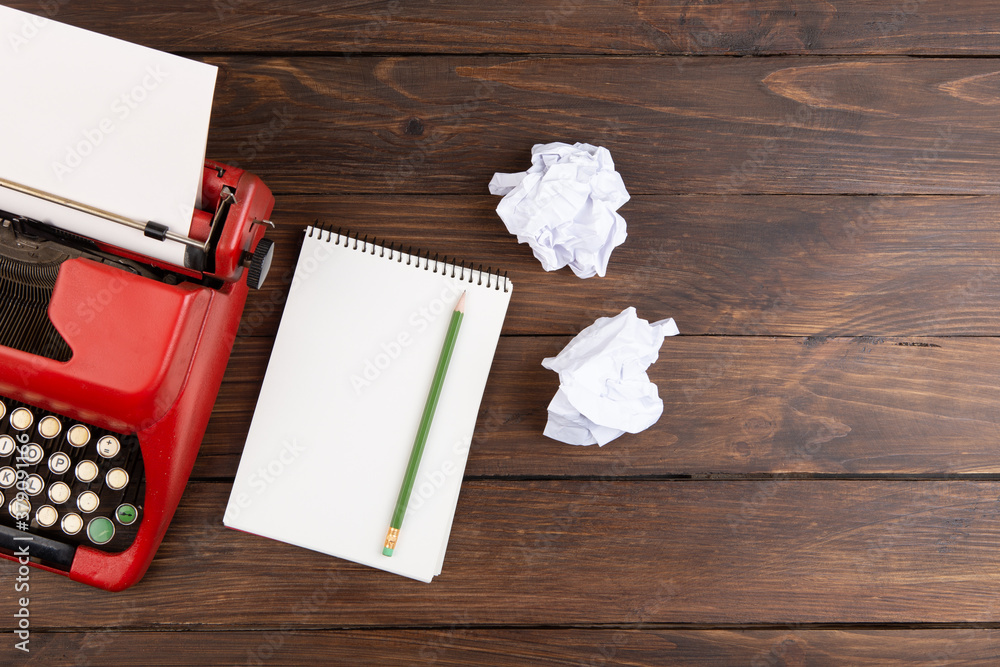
<box><xmin>0</xmin><ymin>6</ymin><xmax>217</xmax><ymax>267</ymax></box>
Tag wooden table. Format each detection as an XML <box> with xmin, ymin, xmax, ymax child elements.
<box><xmin>4</xmin><ymin>2</ymin><xmax>1000</xmax><ymax>664</ymax></box>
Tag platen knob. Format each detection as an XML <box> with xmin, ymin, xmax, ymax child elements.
<box><xmin>246</xmin><ymin>238</ymin><xmax>274</xmax><ymax>290</ymax></box>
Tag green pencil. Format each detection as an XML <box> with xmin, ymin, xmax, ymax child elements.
<box><xmin>383</xmin><ymin>291</ymin><xmax>466</xmax><ymax>557</ymax></box>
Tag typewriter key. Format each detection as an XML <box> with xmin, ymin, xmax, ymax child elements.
<box><xmin>61</xmin><ymin>512</ymin><xmax>82</xmax><ymax>535</ymax></box>
<box><xmin>97</xmin><ymin>435</ymin><xmax>120</xmax><ymax>458</ymax></box>
<box><xmin>48</xmin><ymin>452</ymin><xmax>71</xmax><ymax>475</ymax></box>
<box><xmin>87</xmin><ymin>517</ymin><xmax>115</xmax><ymax>545</ymax></box>
<box><xmin>48</xmin><ymin>481</ymin><xmax>70</xmax><ymax>504</ymax></box>
<box><xmin>75</xmin><ymin>460</ymin><xmax>98</xmax><ymax>483</ymax></box>
<box><xmin>0</xmin><ymin>435</ymin><xmax>14</xmax><ymax>457</ymax></box>
<box><xmin>0</xmin><ymin>401</ymin><xmax>6</xmax><ymax>420</ymax></box>
<box><xmin>67</xmin><ymin>425</ymin><xmax>91</xmax><ymax>447</ymax></box>
<box><xmin>0</xmin><ymin>467</ymin><xmax>14</xmax><ymax>488</ymax></box>
<box><xmin>38</xmin><ymin>416</ymin><xmax>61</xmax><ymax>439</ymax></box>
<box><xmin>36</xmin><ymin>505</ymin><xmax>57</xmax><ymax>528</ymax></box>
<box><xmin>106</xmin><ymin>468</ymin><xmax>129</xmax><ymax>491</ymax></box>
<box><xmin>77</xmin><ymin>491</ymin><xmax>99</xmax><ymax>513</ymax></box>
<box><xmin>116</xmin><ymin>503</ymin><xmax>137</xmax><ymax>525</ymax></box>
<box><xmin>9</xmin><ymin>496</ymin><xmax>29</xmax><ymax>519</ymax></box>
<box><xmin>9</xmin><ymin>408</ymin><xmax>32</xmax><ymax>431</ymax></box>
<box><xmin>21</xmin><ymin>444</ymin><xmax>43</xmax><ymax>465</ymax></box>
<box><xmin>24</xmin><ymin>474</ymin><xmax>43</xmax><ymax>496</ymax></box>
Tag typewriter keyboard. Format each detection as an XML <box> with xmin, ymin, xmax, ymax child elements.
<box><xmin>0</xmin><ymin>396</ymin><xmax>144</xmax><ymax>555</ymax></box>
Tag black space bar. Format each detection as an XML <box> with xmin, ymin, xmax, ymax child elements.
<box><xmin>0</xmin><ymin>524</ymin><xmax>75</xmax><ymax>570</ymax></box>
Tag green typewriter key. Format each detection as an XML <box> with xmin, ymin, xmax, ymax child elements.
<box><xmin>87</xmin><ymin>517</ymin><xmax>115</xmax><ymax>545</ymax></box>
<box><xmin>0</xmin><ymin>435</ymin><xmax>13</xmax><ymax>457</ymax></box>
<box><xmin>116</xmin><ymin>503</ymin><xmax>137</xmax><ymax>525</ymax></box>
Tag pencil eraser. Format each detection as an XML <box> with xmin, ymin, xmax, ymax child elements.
<box><xmin>382</xmin><ymin>547</ymin><xmax>394</xmax><ymax>557</ymax></box>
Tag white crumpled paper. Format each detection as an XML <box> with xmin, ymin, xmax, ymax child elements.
<box><xmin>489</xmin><ymin>142</ymin><xmax>629</xmax><ymax>279</ymax></box>
<box><xmin>541</xmin><ymin>307</ymin><xmax>678</xmax><ymax>446</ymax></box>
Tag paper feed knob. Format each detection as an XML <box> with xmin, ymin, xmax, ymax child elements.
<box><xmin>247</xmin><ymin>238</ymin><xmax>274</xmax><ymax>289</ymax></box>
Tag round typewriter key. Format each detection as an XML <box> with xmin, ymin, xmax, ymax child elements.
<box><xmin>9</xmin><ymin>408</ymin><xmax>33</xmax><ymax>431</ymax></box>
<box><xmin>77</xmin><ymin>491</ymin><xmax>99</xmax><ymax>513</ymax></box>
<box><xmin>115</xmin><ymin>503</ymin><xmax>137</xmax><ymax>525</ymax></box>
<box><xmin>75</xmin><ymin>460</ymin><xmax>98</xmax><ymax>483</ymax></box>
<box><xmin>0</xmin><ymin>401</ymin><xmax>6</xmax><ymax>420</ymax></box>
<box><xmin>24</xmin><ymin>474</ymin><xmax>43</xmax><ymax>496</ymax></box>
<box><xmin>87</xmin><ymin>517</ymin><xmax>115</xmax><ymax>545</ymax></box>
<box><xmin>21</xmin><ymin>443</ymin><xmax>44</xmax><ymax>465</ymax></box>
<box><xmin>0</xmin><ymin>467</ymin><xmax>15</xmax><ymax>488</ymax></box>
<box><xmin>9</xmin><ymin>496</ymin><xmax>29</xmax><ymax>519</ymax></box>
<box><xmin>67</xmin><ymin>424</ymin><xmax>91</xmax><ymax>447</ymax></box>
<box><xmin>105</xmin><ymin>467</ymin><xmax>129</xmax><ymax>491</ymax></box>
<box><xmin>0</xmin><ymin>435</ymin><xmax>14</xmax><ymax>457</ymax></box>
<box><xmin>38</xmin><ymin>415</ymin><xmax>61</xmax><ymax>439</ymax></box>
<box><xmin>97</xmin><ymin>435</ymin><xmax>120</xmax><ymax>458</ymax></box>
<box><xmin>48</xmin><ymin>452</ymin><xmax>71</xmax><ymax>475</ymax></box>
<box><xmin>35</xmin><ymin>505</ymin><xmax>57</xmax><ymax>528</ymax></box>
<box><xmin>48</xmin><ymin>481</ymin><xmax>71</xmax><ymax>504</ymax></box>
<box><xmin>61</xmin><ymin>512</ymin><xmax>82</xmax><ymax>535</ymax></box>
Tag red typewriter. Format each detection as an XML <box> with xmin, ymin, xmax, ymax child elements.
<box><xmin>0</xmin><ymin>160</ymin><xmax>274</xmax><ymax>590</ymax></box>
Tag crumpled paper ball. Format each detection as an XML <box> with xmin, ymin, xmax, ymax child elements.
<box><xmin>541</xmin><ymin>307</ymin><xmax>678</xmax><ymax>446</ymax></box>
<box><xmin>489</xmin><ymin>142</ymin><xmax>629</xmax><ymax>279</ymax></box>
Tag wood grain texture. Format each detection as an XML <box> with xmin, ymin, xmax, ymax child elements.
<box><xmin>14</xmin><ymin>628</ymin><xmax>1000</xmax><ymax>666</ymax></box>
<box><xmin>200</xmin><ymin>57</ymin><xmax>1000</xmax><ymax>196</ymax></box>
<box><xmin>198</xmin><ymin>335</ymin><xmax>1000</xmax><ymax>478</ymax></box>
<box><xmin>5</xmin><ymin>1</ymin><xmax>1000</xmax><ymax>56</ymax></box>
<box><xmin>3</xmin><ymin>481</ymin><xmax>1000</xmax><ymax>631</ymax></box>
<box><xmin>234</xmin><ymin>195</ymin><xmax>1000</xmax><ymax>338</ymax></box>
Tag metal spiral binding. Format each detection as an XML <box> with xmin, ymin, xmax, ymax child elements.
<box><xmin>306</xmin><ymin>223</ymin><xmax>509</xmax><ymax>292</ymax></box>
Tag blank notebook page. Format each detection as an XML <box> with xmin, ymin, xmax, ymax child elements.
<box><xmin>225</xmin><ymin>227</ymin><xmax>512</xmax><ymax>582</ymax></box>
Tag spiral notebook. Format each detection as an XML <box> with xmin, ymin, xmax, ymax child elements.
<box><xmin>225</xmin><ymin>226</ymin><xmax>512</xmax><ymax>582</ymax></box>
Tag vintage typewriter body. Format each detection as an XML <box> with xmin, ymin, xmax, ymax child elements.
<box><xmin>0</xmin><ymin>160</ymin><xmax>274</xmax><ymax>590</ymax></box>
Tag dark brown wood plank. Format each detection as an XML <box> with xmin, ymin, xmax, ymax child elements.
<box><xmin>200</xmin><ymin>335</ymin><xmax>1000</xmax><ymax>478</ymax></box>
<box><xmin>202</xmin><ymin>57</ymin><xmax>999</xmax><ymax>196</ymax></box>
<box><xmin>14</xmin><ymin>628</ymin><xmax>1000</xmax><ymax>666</ymax></box>
<box><xmin>3</xmin><ymin>480</ymin><xmax>1000</xmax><ymax>628</ymax></box>
<box><xmin>6</xmin><ymin>1</ymin><xmax>1000</xmax><ymax>56</ymax></box>
<box><xmin>235</xmin><ymin>195</ymin><xmax>1000</xmax><ymax>339</ymax></box>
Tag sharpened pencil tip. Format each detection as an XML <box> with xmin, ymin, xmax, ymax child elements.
<box><xmin>456</xmin><ymin>291</ymin><xmax>466</xmax><ymax>313</ymax></box>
